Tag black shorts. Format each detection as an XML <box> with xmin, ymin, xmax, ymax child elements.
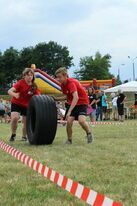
<box><xmin>118</xmin><ymin>104</ymin><xmax>124</xmax><ymax>116</ymax></box>
<box><xmin>66</xmin><ymin>105</ymin><xmax>87</xmax><ymax>120</ymax></box>
<box><xmin>0</xmin><ymin>110</ymin><xmax>5</xmax><ymax>116</ymax></box>
<box><xmin>102</xmin><ymin>106</ymin><xmax>107</xmax><ymax>113</ymax></box>
<box><xmin>11</xmin><ymin>103</ymin><xmax>27</xmax><ymax>116</ymax></box>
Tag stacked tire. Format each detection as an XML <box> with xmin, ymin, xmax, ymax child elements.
<box><xmin>27</xmin><ymin>95</ymin><xmax>57</xmax><ymax>145</ymax></box>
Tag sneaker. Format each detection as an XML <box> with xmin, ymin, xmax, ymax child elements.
<box><xmin>87</xmin><ymin>133</ymin><xmax>93</xmax><ymax>144</ymax></box>
<box><xmin>22</xmin><ymin>137</ymin><xmax>28</xmax><ymax>141</ymax></box>
<box><xmin>65</xmin><ymin>139</ymin><xmax>72</xmax><ymax>144</ymax></box>
<box><xmin>9</xmin><ymin>134</ymin><xmax>16</xmax><ymax>142</ymax></box>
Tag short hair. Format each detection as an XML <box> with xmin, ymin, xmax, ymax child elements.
<box><xmin>55</xmin><ymin>67</ymin><xmax>68</xmax><ymax>76</ymax></box>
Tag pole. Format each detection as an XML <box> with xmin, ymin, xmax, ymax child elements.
<box><xmin>118</xmin><ymin>68</ymin><xmax>120</xmax><ymax>79</ymax></box>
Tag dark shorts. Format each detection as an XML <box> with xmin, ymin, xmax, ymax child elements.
<box><xmin>66</xmin><ymin>105</ymin><xmax>87</xmax><ymax>120</ymax></box>
<box><xmin>102</xmin><ymin>106</ymin><xmax>107</xmax><ymax>113</ymax></box>
<box><xmin>11</xmin><ymin>103</ymin><xmax>27</xmax><ymax>116</ymax></box>
<box><xmin>118</xmin><ymin>104</ymin><xmax>124</xmax><ymax>116</ymax></box>
<box><xmin>0</xmin><ymin>110</ymin><xmax>5</xmax><ymax>116</ymax></box>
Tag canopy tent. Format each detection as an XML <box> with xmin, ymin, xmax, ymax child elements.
<box><xmin>105</xmin><ymin>81</ymin><xmax>137</xmax><ymax>93</ymax></box>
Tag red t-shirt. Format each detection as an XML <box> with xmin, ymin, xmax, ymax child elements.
<box><xmin>61</xmin><ymin>78</ymin><xmax>89</xmax><ymax>105</ymax></box>
<box><xmin>11</xmin><ymin>79</ymin><xmax>40</xmax><ymax>108</ymax></box>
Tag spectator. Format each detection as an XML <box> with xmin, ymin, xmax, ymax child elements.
<box><xmin>4</xmin><ymin>100</ymin><xmax>11</xmax><ymax>123</ymax></box>
<box><xmin>88</xmin><ymin>87</ymin><xmax>97</xmax><ymax>122</ymax></box>
<box><xmin>111</xmin><ymin>93</ymin><xmax>118</xmax><ymax>120</ymax></box>
<box><xmin>102</xmin><ymin>91</ymin><xmax>108</xmax><ymax>120</ymax></box>
<box><xmin>0</xmin><ymin>98</ymin><xmax>5</xmax><ymax>123</ymax></box>
<box><xmin>96</xmin><ymin>91</ymin><xmax>103</xmax><ymax>121</ymax></box>
<box><xmin>117</xmin><ymin>90</ymin><xmax>126</xmax><ymax>122</ymax></box>
<box><xmin>134</xmin><ymin>93</ymin><xmax>137</xmax><ymax>109</ymax></box>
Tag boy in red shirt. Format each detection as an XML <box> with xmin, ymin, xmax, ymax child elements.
<box><xmin>55</xmin><ymin>67</ymin><xmax>93</xmax><ymax>144</ymax></box>
<box><xmin>8</xmin><ymin>68</ymin><xmax>40</xmax><ymax>142</ymax></box>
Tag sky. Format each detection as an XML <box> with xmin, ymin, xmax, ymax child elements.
<box><xmin>0</xmin><ymin>0</ymin><xmax>137</xmax><ymax>81</ymax></box>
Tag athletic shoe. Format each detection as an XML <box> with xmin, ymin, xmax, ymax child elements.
<box><xmin>22</xmin><ymin>137</ymin><xmax>28</xmax><ymax>141</ymax></box>
<box><xmin>87</xmin><ymin>133</ymin><xmax>93</xmax><ymax>144</ymax></box>
<box><xmin>65</xmin><ymin>139</ymin><xmax>72</xmax><ymax>144</ymax></box>
<box><xmin>9</xmin><ymin>134</ymin><xmax>16</xmax><ymax>142</ymax></box>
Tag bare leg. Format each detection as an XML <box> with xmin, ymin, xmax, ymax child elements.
<box><xmin>22</xmin><ymin>116</ymin><xmax>27</xmax><ymax>137</ymax></box>
<box><xmin>78</xmin><ymin>115</ymin><xmax>91</xmax><ymax>134</ymax></box>
<box><xmin>66</xmin><ymin>116</ymin><xmax>75</xmax><ymax>140</ymax></box>
<box><xmin>11</xmin><ymin>112</ymin><xmax>19</xmax><ymax>135</ymax></box>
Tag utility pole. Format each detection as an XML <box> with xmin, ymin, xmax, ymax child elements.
<box><xmin>128</xmin><ymin>56</ymin><xmax>137</xmax><ymax>81</ymax></box>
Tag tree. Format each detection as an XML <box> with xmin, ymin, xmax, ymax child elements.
<box><xmin>116</xmin><ymin>74</ymin><xmax>122</xmax><ymax>85</ymax></box>
<box><xmin>1</xmin><ymin>47</ymin><xmax>19</xmax><ymax>83</ymax></box>
<box><xmin>19</xmin><ymin>47</ymin><xmax>34</xmax><ymax>72</ymax></box>
<box><xmin>75</xmin><ymin>52</ymin><xmax>113</xmax><ymax>80</ymax></box>
<box><xmin>0</xmin><ymin>41</ymin><xmax>73</xmax><ymax>91</ymax></box>
<box><xmin>31</xmin><ymin>41</ymin><xmax>73</xmax><ymax>75</ymax></box>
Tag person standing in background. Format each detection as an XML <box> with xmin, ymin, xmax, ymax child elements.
<box><xmin>134</xmin><ymin>93</ymin><xmax>137</xmax><ymax>109</ymax></box>
<box><xmin>0</xmin><ymin>98</ymin><xmax>5</xmax><ymax>123</ymax></box>
<box><xmin>102</xmin><ymin>91</ymin><xmax>108</xmax><ymax>120</ymax></box>
<box><xmin>117</xmin><ymin>90</ymin><xmax>126</xmax><ymax>122</ymax></box>
<box><xmin>112</xmin><ymin>93</ymin><xmax>118</xmax><ymax>120</ymax></box>
<box><xmin>96</xmin><ymin>91</ymin><xmax>103</xmax><ymax>121</ymax></box>
<box><xmin>88</xmin><ymin>87</ymin><xmax>97</xmax><ymax>122</ymax></box>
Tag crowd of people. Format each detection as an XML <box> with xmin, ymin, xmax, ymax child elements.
<box><xmin>87</xmin><ymin>88</ymin><xmax>126</xmax><ymax>122</ymax></box>
<box><xmin>0</xmin><ymin>98</ymin><xmax>11</xmax><ymax>123</ymax></box>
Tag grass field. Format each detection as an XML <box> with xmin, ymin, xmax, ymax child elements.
<box><xmin>0</xmin><ymin>121</ymin><xmax>137</xmax><ymax>206</ymax></box>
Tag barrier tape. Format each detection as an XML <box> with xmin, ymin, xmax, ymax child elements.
<box><xmin>0</xmin><ymin>140</ymin><xmax>122</xmax><ymax>206</ymax></box>
<box><xmin>58</xmin><ymin>120</ymin><xmax>137</xmax><ymax>126</ymax></box>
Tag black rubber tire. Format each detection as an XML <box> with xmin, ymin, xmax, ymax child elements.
<box><xmin>26</xmin><ymin>95</ymin><xmax>57</xmax><ymax>145</ymax></box>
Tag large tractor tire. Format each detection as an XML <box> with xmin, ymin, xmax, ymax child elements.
<box><xmin>26</xmin><ymin>95</ymin><xmax>57</xmax><ymax>145</ymax></box>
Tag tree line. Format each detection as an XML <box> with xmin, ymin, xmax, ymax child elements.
<box><xmin>0</xmin><ymin>41</ymin><xmax>115</xmax><ymax>93</ymax></box>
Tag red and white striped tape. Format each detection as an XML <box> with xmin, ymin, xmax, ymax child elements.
<box><xmin>58</xmin><ymin>120</ymin><xmax>137</xmax><ymax>126</ymax></box>
<box><xmin>0</xmin><ymin>140</ymin><xmax>122</xmax><ymax>206</ymax></box>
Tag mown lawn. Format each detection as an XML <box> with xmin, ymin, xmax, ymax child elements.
<box><xmin>0</xmin><ymin>121</ymin><xmax>137</xmax><ymax>206</ymax></box>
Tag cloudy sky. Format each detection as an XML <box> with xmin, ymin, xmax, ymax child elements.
<box><xmin>0</xmin><ymin>0</ymin><xmax>137</xmax><ymax>80</ymax></box>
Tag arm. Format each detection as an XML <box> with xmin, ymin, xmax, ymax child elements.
<box><xmin>8</xmin><ymin>87</ymin><xmax>20</xmax><ymax>99</ymax></box>
<box><xmin>90</xmin><ymin>99</ymin><xmax>96</xmax><ymax>106</ymax></box>
<box><xmin>121</xmin><ymin>96</ymin><xmax>126</xmax><ymax>104</ymax></box>
<box><xmin>66</xmin><ymin>91</ymin><xmax>79</xmax><ymax>118</ymax></box>
<box><xmin>96</xmin><ymin>99</ymin><xmax>100</xmax><ymax>103</ymax></box>
<box><xmin>53</xmin><ymin>95</ymin><xmax>67</xmax><ymax>101</ymax></box>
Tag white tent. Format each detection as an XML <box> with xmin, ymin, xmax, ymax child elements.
<box><xmin>105</xmin><ymin>81</ymin><xmax>137</xmax><ymax>93</ymax></box>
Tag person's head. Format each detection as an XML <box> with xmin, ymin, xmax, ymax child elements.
<box><xmin>98</xmin><ymin>91</ymin><xmax>102</xmax><ymax>97</ymax></box>
<box><xmin>118</xmin><ymin>89</ymin><xmax>122</xmax><ymax>95</ymax></box>
<box><xmin>111</xmin><ymin>92</ymin><xmax>115</xmax><ymax>99</ymax></box>
<box><xmin>101</xmin><ymin>90</ymin><xmax>105</xmax><ymax>95</ymax></box>
<box><xmin>88</xmin><ymin>87</ymin><xmax>95</xmax><ymax>95</ymax></box>
<box><xmin>55</xmin><ymin>67</ymin><xmax>68</xmax><ymax>83</ymax></box>
<box><xmin>22</xmin><ymin>68</ymin><xmax>35</xmax><ymax>84</ymax></box>
<box><xmin>31</xmin><ymin>64</ymin><xmax>36</xmax><ymax>70</ymax></box>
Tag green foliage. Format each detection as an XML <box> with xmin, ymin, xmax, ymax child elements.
<box><xmin>75</xmin><ymin>51</ymin><xmax>113</xmax><ymax>80</ymax></box>
<box><xmin>116</xmin><ymin>74</ymin><xmax>122</xmax><ymax>85</ymax></box>
<box><xmin>0</xmin><ymin>41</ymin><xmax>73</xmax><ymax>89</ymax></box>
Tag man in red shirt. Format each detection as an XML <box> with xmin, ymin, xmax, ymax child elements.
<box><xmin>55</xmin><ymin>67</ymin><xmax>93</xmax><ymax>144</ymax></box>
<box><xmin>8</xmin><ymin>68</ymin><xmax>40</xmax><ymax>142</ymax></box>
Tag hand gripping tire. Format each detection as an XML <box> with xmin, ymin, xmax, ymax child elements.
<box><xmin>26</xmin><ymin>95</ymin><xmax>57</xmax><ymax>145</ymax></box>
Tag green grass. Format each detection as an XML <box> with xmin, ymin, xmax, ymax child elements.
<box><xmin>0</xmin><ymin>121</ymin><xmax>137</xmax><ymax>206</ymax></box>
